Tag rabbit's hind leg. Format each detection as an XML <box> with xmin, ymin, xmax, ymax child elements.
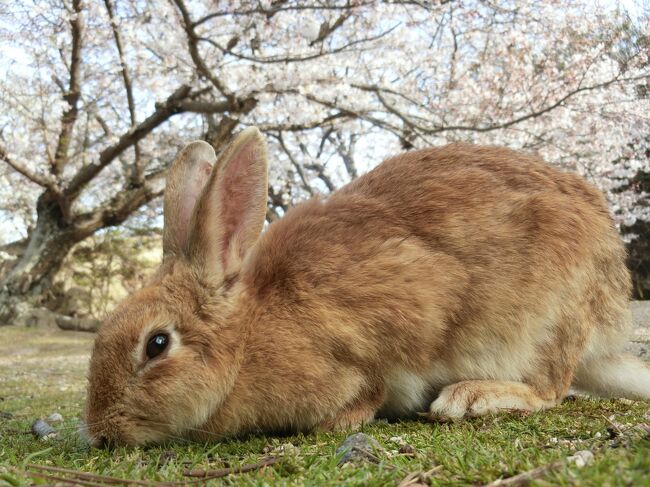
<box><xmin>427</xmin><ymin>380</ymin><xmax>559</xmax><ymax>420</ymax></box>
<box><xmin>573</xmin><ymin>353</ymin><xmax>650</xmax><ymax>400</ymax></box>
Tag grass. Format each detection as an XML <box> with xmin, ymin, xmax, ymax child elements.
<box><xmin>0</xmin><ymin>326</ymin><xmax>649</xmax><ymax>486</ymax></box>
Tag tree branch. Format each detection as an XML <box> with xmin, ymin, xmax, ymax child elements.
<box><xmin>64</xmin><ymin>86</ymin><xmax>246</xmax><ymax>200</ymax></box>
<box><xmin>52</xmin><ymin>0</ymin><xmax>83</xmax><ymax>176</ymax></box>
<box><xmin>176</xmin><ymin>98</ymin><xmax>240</xmax><ymax>113</ymax></box>
<box><xmin>193</xmin><ymin>2</ymin><xmax>376</xmax><ymax>27</ymax></box>
<box><xmin>73</xmin><ymin>170</ymin><xmax>166</xmax><ymax>237</ymax></box>
<box><xmin>309</xmin><ymin>12</ymin><xmax>351</xmax><ymax>46</ymax></box>
<box><xmin>0</xmin><ymin>145</ymin><xmax>58</xmax><ymax>192</ymax></box>
<box><xmin>267</xmin><ymin>185</ymin><xmax>288</xmax><ymax>223</ymax></box>
<box><xmin>64</xmin><ymin>84</ymin><xmax>255</xmax><ymax>200</ymax></box>
<box><xmin>103</xmin><ymin>0</ymin><xmax>142</xmax><ymax>183</ymax></box>
<box><xmin>199</xmin><ymin>23</ymin><xmax>400</xmax><ymax>65</ymax></box>
<box><xmin>330</xmin><ymin>130</ymin><xmax>359</xmax><ymax>180</ymax></box>
<box><xmin>304</xmin><ymin>161</ymin><xmax>335</xmax><ymax>192</ymax></box>
<box><xmin>64</xmin><ymin>84</ymin><xmax>188</xmax><ymax>199</ymax></box>
<box><xmin>272</xmin><ymin>132</ymin><xmax>314</xmax><ymax>196</ymax></box>
<box><xmin>367</xmin><ymin>74</ymin><xmax>649</xmax><ymax>136</ymax></box>
<box><xmin>173</xmin><ymin>0</ymin><xmax>231</xmax><ymax>99</ymax></box>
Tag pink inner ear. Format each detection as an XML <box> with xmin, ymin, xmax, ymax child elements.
<box><xmin>179</xmin><ymin>160</ymin><xmax>213</xmax><ymax>251</ymax></box>
<box><xmin>219</xmin><ymin>144</ymin><xmax>259</xmax><ymax>267</ymax></box>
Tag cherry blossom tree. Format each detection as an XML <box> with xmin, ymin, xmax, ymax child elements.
<box><xmin>0</xmin><ymin>0</ymin><xmax>648</xmax><ymax>322</ymax></box>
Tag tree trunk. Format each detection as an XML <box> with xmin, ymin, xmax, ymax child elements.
<box><xmin>0</xmin><ymin>194</ymin><xmax>82</xmax><ymax>325</ymax></box>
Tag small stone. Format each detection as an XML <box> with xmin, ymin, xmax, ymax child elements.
<box><xmin>398</xmin><ymin>444</ymin><xmax>417</xmax><ymax>456</ymax></box>
<box><xmin>47</xmin><ymin>412</ymin><xmax>64</xmax><ymax>423</ymax></box>
<box><xmin>568</xmin><ymin>450</ymin><xmax>594</xmax><ymax>468</ymax></box>
<box><xmin>262</xmin><ymin>442</ymin><xmax>298</xmax><ymax>456</ymax></box>
<box><xmin>31</xmin><ymin>419</ymin><xmax>57</xmax><ymax>440</ymax></box>
<box><xmin>277</xmin><ymin>443</ymin><xmax>299</xmax><ymax>456</ymax></box>
<box><xmin>336</xmin><ymin>433</ymin><xmax>385</xmax><ymax>465</ymax></box>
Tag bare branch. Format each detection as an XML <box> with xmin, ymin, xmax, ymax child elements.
<box><xmin>0</xmin><ymin>145</ymin><xmax>58</xmax><ymax>192</ymax></box>
<box><xmin>52</xmin><ymin>0</ymin><xmax>83</xmax><ymax>175</ymax></box>
<box><xmin>309</xmin><ymin>12</ymin><xmax>351</xmax><ymax>46</ymax></box>
<box><xmin>272</xmin><ymin>132</ymin><xmax>314</xmax><ymax>196</ymax></box>
<box><xmin>360</xmin><ymin>74</ymin><xmax>648</xmax><ymax>138</ymax></box>
<box><xmin>64</xmin><ymin>86</ymin><xmax>252</xmax><ymax>199</ymax></box>
<box><xmin>103</xmin><ymin>0</ymin><xmax>142</xmax><ymax>183</ymax></box>
<box><xmin>176</xmin><ymin>98</ymin><xmax>242</xmax><ymax>113</ymax></box>
<box><xmin>301</xmin><ymin>92</ymin><xmax>406</xmax><ymax>141</ymax></box>
<box><xmin>65</xmin><ymin>84</ymin><xmax>186</xmax><ymax>198</ymax></box>
<box><xmin>432</xmin><ymin>75</ymin><xmax>649</xmax><ymax>133</ymax></box>
<box><xmin>193</xmin><ymin>3</ymin><xmax>376</xmax><ymax>27</ymax></box>
<box><xmin>304</xmin><ymin>161</ymin><xmax>335</xmax><ymax>192</ymax></box>
<box><xmin>267</xmin><ymin>185</ymin><xmax>288</xmax><ymax>222</ymax></box>
<box><xmin>73</xmin><ymin>170</ymin><xmax>166</xmax><ymax>237</ymax></box>
<box><xmin>204</xmin><ymin>115</ymin><xmax>239</xmax><ymax>152</ymax></box>
<box><xmin>330</xmin><ymin>131</ymin><xmax>359</xmax><ymax>180</ymax></box>
<box><xmin>256</xmin><ymin>110</ymin><xmax>349</xmax><ymax>133</ymax></box>
<box><xmin>199</xmin><ymin>23</ymin><xmax>400</xmax><ymax>65</ymax></box>
<box><xmin>172</xmin><ymin>0</ymin><xmax>231</xmax><ymax>99</ymax></box>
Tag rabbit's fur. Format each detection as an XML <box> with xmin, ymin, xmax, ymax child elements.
<box><xmin>85</xmin><ymin>128</ymin><xmax>650</xmax><ymax>446</ymax></box>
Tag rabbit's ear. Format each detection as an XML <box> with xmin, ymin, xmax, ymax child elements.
<box><xmin>186</xmin><ymin>127</ymin><xmax>268</xmax><ymax>278</ymax></box>
<box><xmin>163</xmin><ymin>141</ymin><xmax>216</xmax><ymax>260</ymax></box>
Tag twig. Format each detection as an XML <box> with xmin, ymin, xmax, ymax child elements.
<box><xmin>24</xmin><ymin>464</ymin><xmax>172</xmax><ymax>486</ymax></box>
<box><xmin>481</xmin><ymin>460</ymin><xmax>564</xmax><ymax>487</ymax></box>
<box><xmin>183</xmin><ymin>456</ymin><xmax>280</xmax><ymax>479</ymax></box>
<box><xmin>172</xmin><ymin>0</ymin><xmax>231</xmax><ymax>99</ymax></box>
<box><xmin>17</xmin><ymin>467</ymin><xmax>107</xmax><ymax>487</ymax></box>
<box><xmin>397</xmin><ymin>466</ymin><xmax>443</xmax><ymax>487</ymax></box>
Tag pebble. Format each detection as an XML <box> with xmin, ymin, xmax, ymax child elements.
<box><xmin>568</xmin><ymin>450</ymin><xmax>594</xmax><ymax>468</ymax></box>
<box><xmin>398</xmin><ymin>444</ymin><xmax>417</xmax><ymax>456</ymax></box>
<box><xmin>31</xmin><ymin>419</ymin><xmax>57</xmax><ymax>440</ymax></box>
<box><xmin>262</xmin><ymin>442</ymin><xmax>300</xmax><ymax>456</ymax></box>
<box><xmin>47</xmin><ymin>412</ymin><xmax>64</xmax><ymax>423</ymax></box>
<box><xmin>336</xmin><ymin>433</ymin><xmax>385</xmax><ymax>465</ymax></box>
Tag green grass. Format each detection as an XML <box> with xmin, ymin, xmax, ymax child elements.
<box><xmin>1</xmin><ymin>326</ymin><xmax>649</xmax><ymax>486</ymax></box>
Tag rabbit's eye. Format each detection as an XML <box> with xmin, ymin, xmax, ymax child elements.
<box><xmin>146</xmin><ymin>333</ymin><xmax>169</xmax><ymax>359</ymax></box>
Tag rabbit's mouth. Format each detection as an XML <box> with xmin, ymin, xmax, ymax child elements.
<box><xmin>83</xmin><ymin>402</ymin><xmax>155</xmax><ymax>447</ymax></box>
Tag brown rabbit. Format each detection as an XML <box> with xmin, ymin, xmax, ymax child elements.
<box><xmin>84</xmin><ymin>127</ymin><xmax>650</xmax><ymax>446</ymax></box>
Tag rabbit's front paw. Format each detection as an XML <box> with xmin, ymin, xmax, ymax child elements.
<box><xmin>427</xmin><ymin>380</ymin><xmax>555</xmax><ymax>421</ymax></box>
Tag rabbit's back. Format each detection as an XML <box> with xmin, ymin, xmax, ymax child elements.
<box><xmin>257</xmin><ymin>143</ymin><xmax>626</xmax><ymax>297</ymax></box>
<box><xmin>338</xmin><ymin>143</ymin><xmax>616</xmax><ymax>263</ymax></box>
